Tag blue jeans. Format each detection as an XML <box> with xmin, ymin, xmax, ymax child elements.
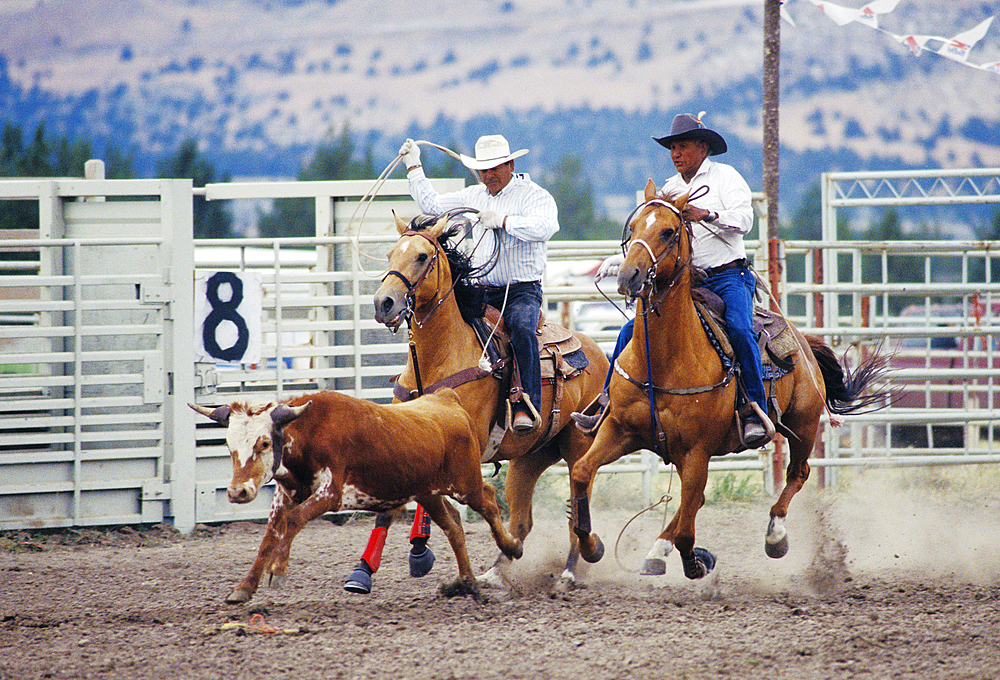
<box><xmin>604</xmin><ymin>267</ymin><xmax>767</xmax><ymax>415</ymax></box>
<box><xmin>484</xmin><ymin>282</ymin><xmax>542</xmax><ymax>410</ymax></box>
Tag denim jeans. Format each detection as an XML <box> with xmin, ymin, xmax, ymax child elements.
<box><xmin>604</xmin><ymin>266</ymin><xmax>767</xmax><ymax>414</ymax></box>
<box><xmin>484</xmin><ymin>282</ymin><xmax>542</xmax><ymax>410</ymax></box>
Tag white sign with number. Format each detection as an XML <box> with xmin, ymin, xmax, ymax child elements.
<box><xmin>194</xmin><ymin>271</ymin><xmax>263</xmax><ymax>364</ymax></box>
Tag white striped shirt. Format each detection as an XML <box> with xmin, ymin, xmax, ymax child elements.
<box><xmin>407</xmin><ymin>167</ymin><xmax>559</xmax><ymax>286</ymax></box>
<box><xmin>661</xmin><ymin>157</ymin><xmax>753</xmax><ymax>270</ymax></box>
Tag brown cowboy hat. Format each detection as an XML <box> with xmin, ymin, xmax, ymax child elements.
<box><xmin>653</xmin><ymin>111</ymin><xmax>727</xmax><ymax>156</ymax></box>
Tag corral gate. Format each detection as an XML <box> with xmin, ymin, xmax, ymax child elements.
<box><xmin>3</xmin><ymin>168</ymin><xmax>1000</xmax><ymax>533</ymax></box>
<box><xmin>0</xmin><ymin>177</ymin><xmax>196</xmax><ymax>531</ymax></box>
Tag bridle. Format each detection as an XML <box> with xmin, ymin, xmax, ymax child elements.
<box><xmin>620</xmin><ymin>197</ymin><xmax>693</xmax><ymax>314</ymax></box>
<box><xmin>382</xmin><ymin>228</ymin><xmax>443</xmax><ymax>327</ymax></box>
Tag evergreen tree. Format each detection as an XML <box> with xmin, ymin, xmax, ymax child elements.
<box><xmin>157</xmin><ymin>138</ymin><xmax>233</xmax><ymax>239</ymax></box>
<box><xmin>542</xmin><ymin>155</ymin><xmax>616</xmax><ymax>240</ymax></box>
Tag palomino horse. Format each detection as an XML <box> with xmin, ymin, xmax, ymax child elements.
<box><xmin>370</xmin><ymin>210</ymin><xmax>609</xmax><ymax>589</ymax></box>
<box><xmin>569</xmin><ymin>180</ymin><xmax>889</xmax><ymax>579</ymax></box>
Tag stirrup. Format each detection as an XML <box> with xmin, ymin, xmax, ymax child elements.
<box><xmin>739</xmin><ymin>402</ymin><xmax>775</xmax><ymax>448</ymax></box>
<box><xmin>571</xmin><ymin>392</ymin><xmax>609</xmax><ymax>437</ymax></box>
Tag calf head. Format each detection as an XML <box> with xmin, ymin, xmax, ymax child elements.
<box><xmin>189</xmin><ymin>400</ymin><xmax>311</xmax><ymax>503</ymax></box>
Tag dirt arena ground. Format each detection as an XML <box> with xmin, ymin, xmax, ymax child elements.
<box><xmin>2</xmin><ymin>470</ymin><xmax>999</xmax><ymax>680</ymax></box>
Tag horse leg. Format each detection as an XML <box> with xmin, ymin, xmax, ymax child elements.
<box><xmin>568</xmin><ymin>421</ymin><xmax>638</xmax><ymax>564</ymax></box>
<box><xmin>478</xmin><ymin>447</ymin><xmax>559</xmax><ymax>588</ymax></box>
<box><xmin>766</xmin><ymin>419</ymin><xmax>815</xmax><ymax>559</ymax></box>
<box><xmin>417</xmin><ymin>494</ymin><xmax>478</xmax><ymax>591</ymax></box>
<box><xmin>344</xmin><ymin>508</ymin><xmax>402</xmax><ymax>594</ymax></box>
<box><xmin>671</xmin><ymin>451</ymin><xmax>718</xmax><ymax>580</ymax></box>
<box><xmin>407</xmin><ymin>504</ymin><xmax>436</xmax><ymax>577</ymax></box>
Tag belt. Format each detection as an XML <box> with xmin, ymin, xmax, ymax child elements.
<box><xmin>483</xmin><ymin>280</ymin><xmax>541</xmax><ymax>292</ymax></box>
<box><xmin>704</xmin><ymin>258</ymin><xmax>748</xmax><ymax>278</ymax></box>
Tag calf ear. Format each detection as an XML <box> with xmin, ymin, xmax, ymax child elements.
<box><xmin>188</xmin><ymin>402</ymin><xmax>231</xmax><ymax>425</ymax></box>
<box><xmin>271</xmin><ymin>400</ymin><xmax>311</xmax><ymax>427</ymax></box>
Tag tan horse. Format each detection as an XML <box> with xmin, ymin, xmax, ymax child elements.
<box><xmin>569</xmin><ymin>180</ymin><xmax>889</xmax><ymax>579</ymax></box>
<box><xmin>371</xmin><ymin>211</ymin><xmax>609</xmax><ymax>589</ymax></box>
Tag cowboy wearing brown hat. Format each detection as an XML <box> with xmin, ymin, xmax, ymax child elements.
<box><xmin>573</xmin><ymin>112</ymin><xmax>774</xmax><ymax>449</ymax></box>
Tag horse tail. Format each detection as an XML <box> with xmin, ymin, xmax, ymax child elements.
<box><xmin>806</xmin><ymin>336</ymin><xmax>891</xmax><ymax>415</ymax></box>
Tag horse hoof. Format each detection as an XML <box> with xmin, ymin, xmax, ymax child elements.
<box><xmin>765</xmin><ymin>534</ymin><xmax>789</xmax><ymax>558</ymax></box>
<box><xmin>506</xmin><ymin>541</ymin><xmax>524</xmax><ymax>561</ymax></box>
<box><xmin>640</xmin><ymin>558</ymin><xmax>667</xmax><ymax>576</ymax></box>
<box><xmin>409</xmin><ymin>546</ymin><xmax>436</xmax><ymax>577</ymax></box>
<box><xmin>344</xmin><ymin>566</ymin><xmax>373</xmax><ymax>594</ymax></box>
<box><xmin>682</xmin><ymin>548</ymin><xmax>717</xmax><ymax>580</ymax></box>
<box><xmin>268</xmin><ymin>573</ymin><xmax>286</xmax><ymax>589</ymax></box>
<box><xmin>225</xmin><ymin>588</ymin><xmax>251</xmax><ymax>604</ymax></box>
<box><xmin>694</xmin><ymin>547</ymin><xmax>717</xmax><ymax>573</ymax></box>
<box><xmin>581</xmin><ymin>535</ymin><xmax>605</xmax><ymax>564</ymax></box>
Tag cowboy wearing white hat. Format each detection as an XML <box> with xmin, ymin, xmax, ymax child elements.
<box><xmin>398</xmin><ymin>135</ymin><xmax>558</xmax><ymax>433</ymax></box>
<box><xmin>573</xmin><ymin>112</ymin><xmax>774</xmax><ymax>449</ymax></box>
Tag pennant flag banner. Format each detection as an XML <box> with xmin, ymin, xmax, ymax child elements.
<box><xmin>791</xmin><ymin>0</ymin><xmax>998</xmax><ymax>75</ymax></box>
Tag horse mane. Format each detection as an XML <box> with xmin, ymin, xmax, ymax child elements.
<box><xmin>408</xmin><ymin>214</ymin><xmax>486</xmax><ymax>324</ymax></box>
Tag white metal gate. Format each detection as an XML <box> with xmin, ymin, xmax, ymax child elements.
<box><xmin>0</xmin><ymin>178</ymin><xmax>196</xmax><ymax>531</ymax></box>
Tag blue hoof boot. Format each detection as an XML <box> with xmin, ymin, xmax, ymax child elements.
<box><xmin>344</xmin><ymin>566</ymin><xmax>373</xmax><ymax>594</ymax></box>
<box><xmin>694</xmin><ymin>547</ymin><xmax>717</xmax><ymax>573</ymax></box>
<box><xmin>409</xmin><ymin>546</ymin><xmax>435</xmax><ymax>577</ymax></box>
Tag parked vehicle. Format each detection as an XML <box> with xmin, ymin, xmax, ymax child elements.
<box><xmin>886</xmin><ymin>299</ymin><xmax>1000</xmax><ymax>447</ymax></box>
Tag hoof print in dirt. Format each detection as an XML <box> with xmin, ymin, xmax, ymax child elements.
<box><xmin>439</xmin><ymin>578</ymin><xmax>483</xmax><ymax>601</ymax></box>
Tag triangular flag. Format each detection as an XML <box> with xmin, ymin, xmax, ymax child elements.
<box><xmin>937</xmin><ymin>17</ymin><xmax>994</xmax><ymax>63</ymax></box>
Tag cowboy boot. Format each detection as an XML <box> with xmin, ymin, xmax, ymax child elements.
<box><xmin>742</xmin><ymin>404</ymin><xmax>775</xmax><ymax>449</ymax></box>
<box><xmin>570</xmin><ymin>392</ymin><xmax>609</xmax><ymax>436</ymax></box>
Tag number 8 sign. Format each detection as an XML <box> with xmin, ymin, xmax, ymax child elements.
<box><xmin>195</xmin><ymin>271</ymin><xmax>263</xmax><ymax>364</ymax></box>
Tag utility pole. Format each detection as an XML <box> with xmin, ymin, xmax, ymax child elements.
<box><xmin>763</xmin><ymin>0</ymin><xmax>781</xmax><ymax>313</ymax></box>
<box><xmin>763</xmin><ymin>0</ymin><xmax>788</xmax><ymax>491</ymax></box>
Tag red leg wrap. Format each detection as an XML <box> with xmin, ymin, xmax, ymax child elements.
<box><xmin>409</xmin><ymin>504</ymin><xmax>432</xmax><ymax>543</ymax></box>
<box><xmin>360</xmin><ymin>526</ymin><xmax>388</xmax><ymax>573</ymax></box>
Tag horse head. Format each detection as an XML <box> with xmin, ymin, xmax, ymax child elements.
<box><xmin>374</xmin><ymin>212</ymin><xmax>452</xmax><ymax>332</ymax></box>
<box><xmin>617</xmin><ymin>179</ymin><xmax>692</xmax><ymax>300</ymax></box>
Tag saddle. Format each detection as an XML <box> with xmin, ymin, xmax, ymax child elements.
<box><xmin>692</xmin><ymin>287</ymin><xmax>800</xmax><ymax>445</ymax></box>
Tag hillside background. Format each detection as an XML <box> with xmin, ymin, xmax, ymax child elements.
<box><xmin>2</xmin><ymin>0</ymin><xmax>998</xmax><ymax>233</ymax></box>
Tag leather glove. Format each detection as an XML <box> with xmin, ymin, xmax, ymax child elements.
<box><xmin>478</xmin><ymin>210</ymin><xmax>505</xmax><ymax>230</ymax></box>
<box><xmin>595</xmin><ymin>253</ymin><xmax>625</xmax><ymax>282</ymax></box>
<box><xmin>399</xmin><ymin>139</ymin><xmax>421</xmax><ymax>169</ymax></box>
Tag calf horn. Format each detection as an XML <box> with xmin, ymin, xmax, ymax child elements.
<box><xmin>188</xmin><ymin>402</ymin><xmax>231</xmax><ymax>425</ymax></box>
<box><xmin>271</xmin><ymin>401</ymin><xmax>311</xmax><ymax>427</ymax></box>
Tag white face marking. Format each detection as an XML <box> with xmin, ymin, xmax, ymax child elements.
<box><xmin>399</xmin><ymin>241</ymin><xmax>410</xmax><ymax>254</ymax></box>
<box><xmin>225</xmin><ymin>407</ymin><xmax>274</xmax><ymax>468</ymax></box>
<box><xmin>645</xmin><ymin>212</ymin><xmax>658</xmax><ymax>229</ymax></box>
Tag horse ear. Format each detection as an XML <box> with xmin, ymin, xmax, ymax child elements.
<box><xmin>425</xmin><ymin>213</ymin><xmax>449</xmax><ymax>241</ymax></box>
<box><xmin>674</xmin><ymin>193</ymin><xmax>690</xmax><ymax>211</ymax></box>
<box><xmin>644</xmin><ymin>179</ymin><xmax>657</xmax><ymax>202</ymax></box>
<box><xmin>392</xmin><ymin>210</ymin><xmax>409</xmax><ymax>235</ymax></box>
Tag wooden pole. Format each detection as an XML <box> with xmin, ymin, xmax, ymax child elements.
<box><xmin>763</xmin><ymin>0</ymin><xmax>784</xmax><ymax>491</ymax></box>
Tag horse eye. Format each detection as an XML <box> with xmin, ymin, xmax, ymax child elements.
<box><xmin>416</xmin><ymin>252</ymin><xmax>428</xmax><ymax>264</ymax></box>
<box><xmin>660</xmin><ymin>228</ymin><xmax>675</xmax><ymax>242</ymax></box>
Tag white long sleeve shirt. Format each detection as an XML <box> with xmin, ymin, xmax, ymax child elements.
<box><xmin>407</xmin><ymin>167</ymin><xmax>558</xmax><ymax>286</ymax></box>
<box><xmin>661</xmin><ymin>157</ymin><xmax>754</xmax><ymax>270</ymax></box>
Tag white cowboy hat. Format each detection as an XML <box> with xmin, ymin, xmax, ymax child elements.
<box><xmin>459</xmin><ymin>135</ymin><xmax>529</xmax><ymax>170</ymax></box>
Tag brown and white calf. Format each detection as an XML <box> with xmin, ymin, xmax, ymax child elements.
<box><xmin>190</xmin><ymin>388</ymin><xmax>522</xmax><ymax>603</ymax></box>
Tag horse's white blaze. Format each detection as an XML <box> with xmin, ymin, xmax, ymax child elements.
<box><xmin>226</xmin><ymin>410</ymin><xmax>274</xmax><ymax>468</ymax></box>
<box><xmin>399</xmin><ymin>241</ymin><xmax>410</xmax><ymax>254</ymax></box>
<box><xmin>766</xmin><ymin>516</ymin><xmax>787</xmax><ymax>544</ymax></box>
<box><xmin>645</xmin><ymin>537</ymin><xmax>673</xmax><ymax>561</ymax></box>
<box><xmin>645</xmin><ymin>212</ymin><xmax>658</xmax><ymax>229</ymax></box>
